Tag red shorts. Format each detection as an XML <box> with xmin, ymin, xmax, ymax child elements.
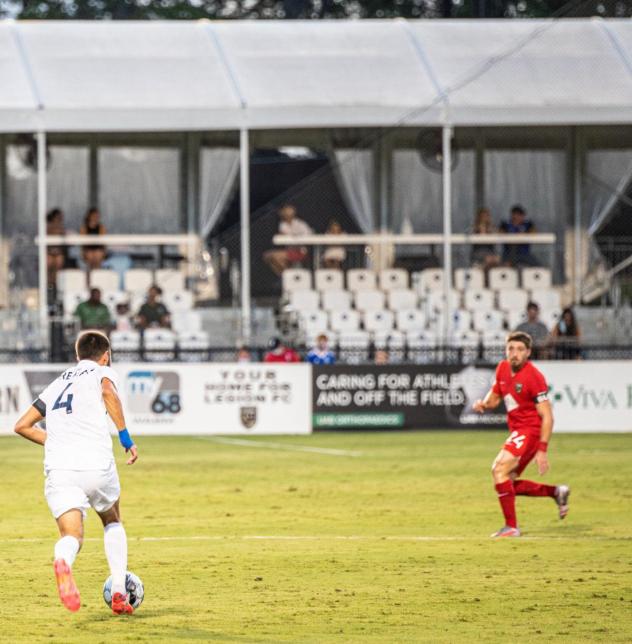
<box><xmin>502</xmin><ymin>430</ymin><xmax>541</xmax><ymax>476</ymax></box>
<box><xmin>287</xmin><ymin>247</ymin><xmax>307</xmax><ymax>263</ymax></box>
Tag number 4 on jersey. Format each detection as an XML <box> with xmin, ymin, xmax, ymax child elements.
<box><xmin>53</xmin><ymin>383</ymin><xmax>74</xmax><ymax>415</ymax></box>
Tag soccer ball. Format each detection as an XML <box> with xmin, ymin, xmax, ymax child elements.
<box><xmin>103</xmin><ymin>571</ymin><xmax>144</xmax><ymax>610</ymax></box>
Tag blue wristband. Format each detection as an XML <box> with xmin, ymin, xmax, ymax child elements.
<box><xmin>118</xmin><ymin>428</ymin><xmax>134</xmax><ymax>450</ymax></box>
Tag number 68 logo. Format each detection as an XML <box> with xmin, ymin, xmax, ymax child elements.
<box><xmin>506</xmin><ymin>431</ymin><xmax>525</xmax><ymax>450</ymax></box>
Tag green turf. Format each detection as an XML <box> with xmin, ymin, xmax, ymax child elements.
<box><xmin>0</xmin><ymin>431</ymin><xmax>631</xmax><ymax>643</ymax></box>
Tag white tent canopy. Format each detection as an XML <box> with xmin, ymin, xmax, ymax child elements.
<box><xmin>2</xmin><ymin>18</ymin><xmax>632</xmax><ymax>132</ymax></box>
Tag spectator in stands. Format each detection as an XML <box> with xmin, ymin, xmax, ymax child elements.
<box><xmin>321</xmin><ymin>220</ymin><xmax>347</xmax><ymax>270</ymax></box>
<box><xmin>263</xmin><ymin>204</ymin><xmax>312</xmax><ymax>276</ymax></box>
<box><xmin>499</xmin><ymin>204</ymin><xmax>539</xmax><ymax>267</ymax></box>
<box><xmin>136</xmin><ymin>285</ymin><xmax>171</xmax><ymax>330</ymax></box>
<box><xmin>374</xmin><ymin>349</ymin><xmax>389</xmax><ymax>365</ymax></box>
<box><xmin>74</xmin><ymin>288</ymin><xmax>112</xmax><ymax>331</ymax></box>
<box><xmin>471</xmin><ymin>208</ymin><xmax>500</xmax><ymax>271</ymax></box>
<box><xmin>46</xmin><ymin>208</ymin><xmax>67</xmax><ymax>286</ymax></box>
<box><xmin>516</xmin><ymin>301</ymin><xmax>550</xmax><ymax>358</ymax></box>
<box><xmin>263</xmin><ymin>337</ymin><xmax>301</xmax><ymax>363</ymax></box>
<box><xmin>306</xmin><ymin>334</ymin><xmax>336</xmax><ymax>365</ymax></box>
<box><xmin>237</xmin><ymin>346</ymin><xmax>252</xmax><ymax>363</ymax></box>
<box><xmin>80</xmin><ymin>207</ymin><xmax>107</xmax><ymax>269</ymax></box>
<box><xmin>114</xmin><ymin>301</ymin><xmax>133</xmax><ymax>332</ymax></box>
<box><xmin>551</xmin><ymin>307</ymin><xmax>582</xmax><ymax>360</ymax></box>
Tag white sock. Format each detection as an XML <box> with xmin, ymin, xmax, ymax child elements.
<box><xmin>104</xmin><ymin>522</ymin><xmax>128</xmax><ymax>595</ymax></box>
<box><xmin>54</xmin><ymin>535</ymin><xmax>80</xmax><ymax>568</ymax></box>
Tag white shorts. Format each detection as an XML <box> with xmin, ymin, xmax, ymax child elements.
<box><xmin>45</xmin><ymin>463</ymin><xmax>120</xmax><ymax>519</ymax></box>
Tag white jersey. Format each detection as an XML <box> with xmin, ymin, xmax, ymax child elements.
<box><xmin>36</xmin><ymin>360</ymin><xmax>119</xmax><ymax>471</ymax></box>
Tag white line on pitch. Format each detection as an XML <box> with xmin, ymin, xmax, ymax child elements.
<box><xmin>199</xmin><ymin>436</ymin><xmax>362</xmax><ymax>457</ymax></box>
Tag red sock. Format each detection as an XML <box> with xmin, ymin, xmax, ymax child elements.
<box><xmin>495</xmin><ymin>480</ymin><xmax>517</xmax><ymax>528</ymax></box>
<box><xmin>514</xmin><ymin>480</ymin><xmax>556</xmax><ymax>497</ymax></box>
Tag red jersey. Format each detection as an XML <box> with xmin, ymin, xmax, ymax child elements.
<box><xmin>264</xmin><ymin>348</ymin><xmax>301</xmax><ymax>363</ymax></box>
<box><xmin>492</xmin><ymin>360</ymin><xmax>548</xmax><ymax>436</ymax></box>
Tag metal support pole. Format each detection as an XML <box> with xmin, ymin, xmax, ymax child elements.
<box><xmin>37</xmin><ymin>131</ymin><xmax>48</xmax><ymax>330</ymax></box>
<box><xmin>475</xmin><ymin>130</ymin><xmax>485</xmax><ymax>210</ymax></box>
<box><xmin>239</xmin><ymin>128</ymin><xmax>251</xmax><ymax>344</ymax></box>
<box><xmin>573</xmin><ymin>129</ymin><xmax>583</xmax><ymax>304</ymax></box>
<box><xmin>442</xmin><ymin>126</ymin><xmax>453</xmax><ymax>346</ymax></box>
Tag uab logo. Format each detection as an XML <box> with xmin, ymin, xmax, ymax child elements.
<box><xmin>549</xmin><ymin>383</ymin><xmax>630</xmax><ymax>410</ymax></box>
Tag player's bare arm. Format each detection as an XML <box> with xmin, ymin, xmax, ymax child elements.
<box><xmin>14</xmin><ymin>405</ymin><xmax>47</xmax><ymax>446</ymax></box>
<box><xmin>102</xmin><ymin>377</ymin><xmax>138</xmax><ymax>465</ymax></box>
<box><xmin>473</xmin><ymin>389</ymin><xmax>502</xmax><ymax>414</ymax></box>
<box><xmin>534</xmin><ymin>399</ymin><xmax>553</xmax><ymax>476</ymax></box>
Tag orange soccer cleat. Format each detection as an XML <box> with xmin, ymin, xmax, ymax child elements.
<box><xmin>53</xmin><ymin>559</ymin><xmax>81</xmax><ymax>612</ymax></box>
<box><xmin>111</xmin><ymin>592</ymin><xmax>134</xmax><ymax>615</ymax></box>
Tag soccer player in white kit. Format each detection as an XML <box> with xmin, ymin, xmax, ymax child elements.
<box><xmin>14</xmin><ymin>331</ymin><xmax>139</xmax><ymax>614</ymax></box>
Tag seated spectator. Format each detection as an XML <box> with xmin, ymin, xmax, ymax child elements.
<box><xmin>263</xmin><ymin>204</ymin><xmax>312</xmax><ymax>276</ymax></box>
<box><xmin>515</xmin><ymin>301</ymin><xmax>550</xmax><ymax>358</ymax></box>
<box><xmin>46</xmin><ymin>208</ymin><xmax>67</xmax><ymax>286</ymax></box>
<box><xmin>374</xmin><ymin>349</ymin><xmax>389</xmax><ymax>365</ymax></box>
<box><xmin>499</xmin><ymin>204</ymin><xmax>539</xmax><ymax>267</ymax></box>
<box><xmin>114</xmin><ymin>301</ymin><xmax>133</xmax><ymax>332</ymax></box>
<box><xmin>470</xmin><ymin>208</ymin><xmax>500</xmax><ymax>271</ymax></box>
<box><xmin>306</xmin><ymin>334</ymin><xmax>336</xmax><ymax>365</ymax></box>
<box><xmin>237</xmin><ymin>346</ymin><xmax>252</xmax><ymax>363</ymax></box>
<box><xmin>136</xmin><ymin>285</ymin><xmax>171</xmax><ymax>330</ymax></box>
<box><xmin>80</xmin><ymin>207</ymin><xmax>107</xmax><ymax>269</ymax></box>
<box><xmin>263</xmin><ymin>337</ymin><xmax>300</xmax><ymax>363</ymax></box>
<box><xmin>74</xmin><ymin>288</ymin><xmax>112</xmax><ymax>331</ymax></box>
<box><xmin>321</xmin><ymin>220</ymin><xmax>347</xmax><ymax>270</ymax></box>
<box><xmin>551</xmin><ymin>307</ymin><xmax>582</xmax><ymax>360</ymax></box>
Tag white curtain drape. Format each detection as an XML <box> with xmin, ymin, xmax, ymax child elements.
<box><xmin>332</xmin><ymin>149</ymin><xmax>375</xmax><ymax>233</ymax></box>
<box><xmin>199</xmin><ymin>148</ymin><xmax>239</xmax><ymax>238</ymax></box>
<box><xmin>584</xmin><ymin>150</ymin><xmax>632</xmax><ymax>234</ymax></box>
<box><xmin>392</xmin><ymin>150</ymin><xmax>475</xmax><ymax>234</ymax></box>
<box><xmin>5</xmin><ymin>145</ymin><xmax>89</xmax><ymax>236</ymax></box>
<box><xmin>98</xmin><ymin>147</ymin><xmax>180</xmax><ymax>233</ymax></box>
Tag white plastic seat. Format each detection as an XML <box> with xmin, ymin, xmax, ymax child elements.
<box><xmin>178</xmin><ymin>330</ymin><xmax>210</xmax><ymax>362</ymax></box>
<box><xmin>450</xmin><ymin>309</ymin><xmax>473</xmax><ymax>333</ymax></box>
<box><xmin>89</xmin><ymin>269</ymin><xmax>119</xmax><ymax>292</ymax></box>
<box><xmin>346</xmin><ymin>269</ymin><xmax>377</xmax><ymax>292</ymax></box>
<box><xmin>57</xmin><ymin>269</ymin><xmax>87</xmax><ymax>293</ymax></box>
<box><xmin>64</xmin><ymin>290</ymin><xmax>88</xmax><ymax>318</ymax></box>
<box><xmin>379</xmin><ymin>269</ymin><xmax>409</xmax><ymax>291</ymax></box>
<box><xmin>454</xmin><ymin>268</ymin><xmax>484</xmax><ymax>291</ymax></box>
<box><xmin>497</xmin><ymin>288</ymin><xmax>529</xmax><ymax>313</ymax></box>
<box><xmin>155</xmin><ymin>269</ymin><xmax>186</xmax><ymax>292</ymax></box>
<box><xmin>355</xmin><ymin>289</ymin><xmax>385</xmax><ymax>313</ymax></box>
<box><xmin>338</xmin><ymin>330</ymin><xmax>370</xmax><ymax>364</ymax></box>
<box><xmin>426</xmin><ymin>289</ymin><xmax>461</xmax><ymax>316</ymax></box>
<box><xmin>314</xmin><ymin>269</ymin><xmax>344</xmax><ymax>291</ymax></box>
<box><xmin>363</xmin><ymin>310</ymin><xmax>394</xmax><ymax>333</ymax></box>
<box><xmin>373</xmin><ymin>329</ymin><xmax>405</xmax><ymax>348</ymax></box>
<box><xmin>330</xmin><ymin>310</ymin><xmax>360</xmax><ymax>333</ymax></box>
<box><xmin>473</xmin><ymin>309</ymin><xmax>505</xmax><ymax>333</ymax></box>
<box><xmin>110</xmin><ymin>330</ymin><xmax>141</xmax><ymax>360</ymax></box>
<box><xmin>464</xmin><ymin>289</ymin><xmax>494</xmax><ymax>312</ymax></box>
<box><xmin>288</xmin><ymin>289</ymin><xmax>320</xmax><ymax>312</ymax></box>
<box><xmin>540</xmin><ymin>309</ymin><xmax>560</xmax><ymax>330</ymax></box>
<box><xmin>321</xmin><ymin>289</ymin><xmax>352</xmax><ymax>312</ymax></box>
<box><xmin>387</xmin><ymin>289</ymin><xmax>417</xmax><ymax>312</ymax></box>
<box><xmin>530</xmin><ymin>288</ymin><xmax>561</xmax><ymax>312</ymax></box>
<box><xmin>124</xmin><ymin>269</ymin><xmax>153</xmax><ymax>294</ymax></box>
<box><xmin>300</xmin><ymin>310</ymin><xmax>329</xmax><ymax>336</ymax></box>
<box><xmin>522</xmin><ymin>267</ymin><xmax>552</xmax><ymax>290</ymax></box>
<box><xmin>482</xmin><ymin>330</ymin><xmax>506</xmax><ymax>363</ymax></box>
<box><xmin>452</xmin><ymin>330</ymin><xmax>481</xmax><ymax>364</ymax></box>
<box><xmin>406</xmin><ymin>330</ymin><xmax>438</xmax><ymax>364</ymax></box>
<box><xmin>102</xmin><ymin>290</ymin><xmax>128</xmax><ymax>315</ymax></box>
<box><xmin>163</xmin><ymin>290</ymin><xmax>194</xmax><ymax>312</ymax></box>
<box><xmin>171</xmin><ymin>310</ymin><xmax>202</xmax><ymax>334</ymax></box>
<box><xmin>506</xmin><ymin>309</ymin><xmax>528</xmax><ymax>330</ymax></box>
<box><xmin>417</xmin><ymin>268</ymin><xmax>444</xmax><ymax>294</ymax></box>
<box><xmin>143</xmin><ymin>328</ymin><xmax>176</xmax><ymax>361</ymax></box>
<box><xmin>282</xmin><ymin>269</ymin><xmax>312</xmax><ymax>293</ymax></box>
<box><xmin>396</xmin><ymin>309</ymin><xmax>426</xmax><ymax>332</ymax></box>
<box><xmin>488</xmin><ymin>267</ymin><xmax>519</xmax><ymax>290</ymax></box>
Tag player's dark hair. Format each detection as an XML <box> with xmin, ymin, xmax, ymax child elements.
<box><xmin>506</xmin><ymin>331</ymin><xmax>532</xmax><ymax>350</ymax></box>
<box><xmin>76</xmin><ymin>331</ymin><xmax>110</xmax><ymax>361</ymax></box>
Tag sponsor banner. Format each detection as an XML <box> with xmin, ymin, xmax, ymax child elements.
<box><xmin>313</xmin><ymin>365</ymin><xmax>505</xmax><ymax>429</ymax></box>
<box><xmin>537</xmin><ymin>361</ymin><xmax>632</xmax><ymax>432</ymax></box>
<box><xmin>0</xmin><ymin>363</ymin><xmax>311</xmax><ymax>435</ymax></box>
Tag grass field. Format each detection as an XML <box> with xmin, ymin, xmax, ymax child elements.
<box><xmin>0</xmin><ymin>430</ymin><xmax>631</xmax><ymax>643</ymax></box>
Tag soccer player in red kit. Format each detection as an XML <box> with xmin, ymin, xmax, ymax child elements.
<box><xmin>473</xmin><ymin>331</ymin><xmax>570</xmax><ymax>538</ymax></box>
